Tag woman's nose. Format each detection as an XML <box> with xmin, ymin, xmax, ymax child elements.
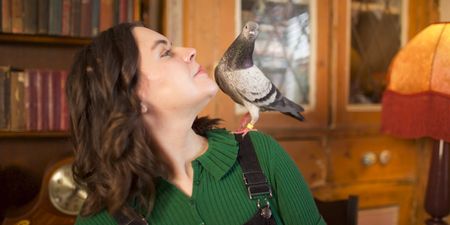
<box><xmin>184</xmin><ymin>48</ymin><xmax>197</xmax><ymax>62</ymax></box>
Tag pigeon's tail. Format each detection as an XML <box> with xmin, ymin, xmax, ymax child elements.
<box><xmin>282</xmin><ymin>111</ymin><xmax>305</xmax><ymax>122</ymax></box>
<box><xmin>268</xmin><ymin>96</ymin><xmax>305</xmax><ymax>122</ymax></box>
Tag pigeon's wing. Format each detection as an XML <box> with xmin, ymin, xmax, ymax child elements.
<box><xmin>214</xmin><ymin>65</ymin><xmax>244</xmax><ymax>105</ymax></box>
<box><xmin>233</xmin><ymin>66</ymin><xmax>305</xmax><ymax>121</ymax></box>
<box><xmin>232</xmin><ymin>66</ymin><xmax>276</xmax><ymax>106</ymax></box>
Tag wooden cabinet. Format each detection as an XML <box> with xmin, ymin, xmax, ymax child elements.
<box><xmin>182</xmin><ymin>0</ymin><xmax>439</xmax><ymax>224</ymax></box>
<box><xmin>0</xmin><ymin>0</ymin><xmax>440</xmax><ymax>224</ymax></box>
<box><xmin>315</xmin><ymin>183</ymin><xmax>416</xmax><ymax>225</ymax></box>
<box><xmin>327</xmin><ymin>136</ymin><xmax>418</xmax><ymax>183</ymax></box>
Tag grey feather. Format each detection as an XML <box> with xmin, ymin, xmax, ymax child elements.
<box><xmin>214</xmin><ymin>21</ymin><xmax>305</xmax><ymax>125</ymax></box>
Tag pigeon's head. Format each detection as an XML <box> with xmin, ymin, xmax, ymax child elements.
<box><xmin>242</xmin><ymin>21</ymin><xmax>259</xmax><ymax>41</ymax></box>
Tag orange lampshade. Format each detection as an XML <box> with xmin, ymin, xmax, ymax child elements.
<box><xmin>381</xmin><ymin>23</ymin><xmax>450</xmax><ymax>142</ymax></box>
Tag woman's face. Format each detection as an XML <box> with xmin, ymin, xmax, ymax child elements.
<box><xmin>132</xmin><ymin>27</ymin><xmax>218</xmax><ymax>115</ymax></box>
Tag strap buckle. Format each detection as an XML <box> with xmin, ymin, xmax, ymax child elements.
<box><xmin>243</xmin><ymin>171</ymin><xmax>273</xmax><ymax>199</ymax></box>
<box><xmin>246</xmin><ymin>183</ymin><xmax>273</xmax><ymax>199</ymax></box>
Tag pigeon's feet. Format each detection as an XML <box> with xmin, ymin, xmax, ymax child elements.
<box><xmin>232</xmin><ymin>123</ymin><xmax>257</xmax><ymax>137</ymax></box>
<box><xmin>239</xmin><ymin>113</ymin><xmax>252</xmax><ymax>129</ymax></box>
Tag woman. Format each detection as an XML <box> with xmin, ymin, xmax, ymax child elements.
<box><xmin>68</xmin><ymin>22</ymin><xmax>325</xmax><ymax>225</ymax></box>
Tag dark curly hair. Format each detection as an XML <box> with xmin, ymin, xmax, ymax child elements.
<box><xmin>66</xmin><ymin>22</ymin><xmax>220</xmax><ymax>217</ymax></box>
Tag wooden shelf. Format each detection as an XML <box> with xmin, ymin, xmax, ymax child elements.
<box><xmin>0</xmin><ymin>33</ymin><xmax>92</xmax><ymax>46</ymax></box>
<box><xmin>0</xmin><ymin>131</ymin><xmax>70</xmax><ymax>138</ymax></box>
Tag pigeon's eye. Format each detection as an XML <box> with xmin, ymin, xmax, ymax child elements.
<box><xmin>161</xmin><ymin>49</ymin><xmax>173</xmax><ymax>58</ymax></box>
<box><xmin>245</xmin><ymin>25</ymin><xmax>248</xmax><ymax>29</ymax></box>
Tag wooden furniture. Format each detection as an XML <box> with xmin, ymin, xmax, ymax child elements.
<box><xmin>182</xmin><ymin>0</ymin><xmax>440</xmax><ymax>225</ymax></box>
<box><xmin>0</xmin><ymin>11</ymin><xmax>89</xmax><ymax>223</ymax></box>
<box><xmin>315</xmin><ymin>195</ymin><xmax>359</xmax><ymax>225</ymax></box>
<box><xmin>2</xmin><ymin>157</ymin><xmax>76</xmax><ymax>225</ymax></box>
<box><xmin>0</xmin><ymin>1</ymin><xmax>441</xmax><ymax>225</ymax></box>
<box><xmin>0</xmin><ymin>1</ymin><xmax>158</xmax><ymax>223</ymax></box>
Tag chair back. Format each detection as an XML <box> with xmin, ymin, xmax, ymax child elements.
<box><xmin>314</xmin><ymin>195</ymin><xmax>358</xmax><ymax>225</ymax></box>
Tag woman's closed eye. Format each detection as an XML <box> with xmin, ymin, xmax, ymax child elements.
<box><xmin>161</xmin><ymin>49</ymin><xmax>173</xmax><ymax>58</ymax></box>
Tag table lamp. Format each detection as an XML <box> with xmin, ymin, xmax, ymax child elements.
<box><xmin>381</xmin><ymin>22</ymin><xmax>450</xmax><ymax>225</ymax></box>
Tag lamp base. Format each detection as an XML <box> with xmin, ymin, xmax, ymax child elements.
<box><xmin>424</xmin><ymin>140</ymin><xmax>450</xmax><ymax>225</ymax></box>
<box><xmin>426</xmin><ymin>218</ymin><xmax>448</xmax><ymax>225</ymax></box>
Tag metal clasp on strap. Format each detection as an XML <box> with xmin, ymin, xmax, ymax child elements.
<box><xmin>247</xmin><ymin>184</ymin><xmax>273</xmax><ymax>199</ymax></box>
<box><xmin>243</xmin><ymin>171</ymin><xmax>273</xmax><ymax>199</ymax></box>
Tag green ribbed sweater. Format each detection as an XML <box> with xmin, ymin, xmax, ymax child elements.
<box><xmin>75</xmin><ymin>129</ymin><xmax>325</xmax><ymax>225</ymax></box>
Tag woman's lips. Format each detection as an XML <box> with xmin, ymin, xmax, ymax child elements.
<box><xmin>195</xmin><ymin>66</ymin><xmax>207</xmax><ymax>76</ymax></box>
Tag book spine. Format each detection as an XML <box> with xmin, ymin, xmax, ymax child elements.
<box><xmin>4</xmin><ymin>68</ymin><xmax>11</xmax><ymax>130</ymax></box>
<box><xmin>113</xmin><ymin>0</ymin><xmax>119</xmax><ymax>25</ymax></box>
<box><xmin>80</xmin><ymin>0</ymin><xmax>92</xmax><ymax>37</ymax></box>
<box><xmin>10</xmin><ymin>69</ymin><xmax>26</xmax><ymax>130</ymax></box>
<box><xmin>132</xmin><ymin>0</ymin><xmax>139</xmax><ymax>21</ymax></box>
<box><xmin>36</xmin><ymin>70</ymin><xmax>42</xmax><ymax>130</ymax></box>
<box><xmin>28</xmin><ymin>69</ymin><xmax>38</xmax><ymax>130</ymax></box>
<box><xmin>37</xmin><ymin>70</ymin><xmax>48</xmax><ymax>130</ymax></box>
<box><xmin>91</xmin><ymin>0</ymin><xmax>99</xmax><ymax>36</ymax></box>
<box><xmin>148</xmin><ymin>0</ymin><xmax>162</xmax><ymax>31</ymax></box>
<box><xmin>42</xmin><ymin>70</ymin><xmax>50</xmax><ymax>130</ymax></box>
<box><xmin>60</xmin><ymin>70</ymin><xmax>68</xmax><ymax>131</ymax></box>
<box><xmin>44</xmin><ymin>71</ymin><xmax>55</xmax><ymax>130</ymax></box>
<box><xmin>52</xmin><ymin>70</ymin><xmax>61</xmax><ymax>130</ymax></box>
<box><xmin>2</xmin><ymin>0</ymin><xmax>12</xmax><ymax>32</ymax></box>
<box><xmin>99</xmin><ymin>0</ymin><xmax>113</xmax><ymax>32</ymax></box>
<box><xmin>23</xmin><ymin>0</ymin><xmax>37</xmax><ymax>34</ymax></box>
<box><xmin>37</xmin><ymin>0</ymin><xmax>49</xmax><ymax>34</ymax></box>
<box><xmin>119</xmin><ymin>0</ymin><xmax>127</xmax><ymax>23</ymax></box>
<box><xmin>126</xmin><ymin>0</ymin><xmax>132</xmax><ymax>22</ymax></box>
<box><xmin>61</xmin><ymin>0</ymin><xmax>71</xmax><ymax>36</ymax></box>
<box><xmin>11</xmin><ymin>0</ymin><xmax>23</xmax><ymax>33</ymax></box>
<box><xmin>0</xmin><ymin>68</ymin><xmax>6</xmax><ymax>129</ymax></box>
<box><xmin>0</xmin><ymin>0</ymin><xmax>2</xmax><ymax>32</ymax></box>
<box><xmin>23</xmin><ymin>70</ymin><xmax>30</xmax><ymax>130</ymax></box>
<box><xmin>9</xmin><ymin>69</ymin><xmax>18</xmax><ymax>130</ymax></box>
<box><xmin>70</xmin><ymin>0</ymin><xmax>81</xmax><ymax>36</ymax></box>
<box><xmin>48</xmin><ymin>0</ymin><xmax>62</xmax><ymax>35</ymax></box>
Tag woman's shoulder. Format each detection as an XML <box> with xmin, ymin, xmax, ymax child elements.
<box><xmin>206</xmin><ymin>128</ymin><xmax>284</xmax><ymax>160</ymax></box>
<box><xmin>206</xmin><ymin>128</ymin><xmax>275</xmax><ymax>142</ymax></box>
<box><xmin>74</xmin><ymin>209</ymin><xmax>117</xmax><ymax>225</ymax></box>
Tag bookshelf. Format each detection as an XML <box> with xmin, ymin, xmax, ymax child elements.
<box><xmin>0</xmin><ymin>1</ymin><xmax>164</xmax><ymax>223</ymax></box>
<box><xmin>0</xmin><ymin>33</ymin><xmax>91</xmax><ymax>46</ymax></box>
<box><xmin>0</xmin><ymin>131</ymin><xmax>69</xmax><ymax>138</ymax></box>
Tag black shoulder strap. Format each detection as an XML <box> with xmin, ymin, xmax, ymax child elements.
<box><xmin>113</xmin><ymin>207</ymin><xmax>148</xmax><ymax>225</ymax></box>
<box><xmin>235</xmin><ymin>134</ymin><xmax>272</xmax><ymax>199</ymax></box>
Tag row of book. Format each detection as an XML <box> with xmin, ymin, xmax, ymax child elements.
<box><xmin>0</xmin><ymin>67</ymin><xmax>69</xmax><ymax>131</ymax></box>
<box><xmin>1</xmin><ymin>0</ymin><xmax>141</xmax><ymax>38</ymax></box>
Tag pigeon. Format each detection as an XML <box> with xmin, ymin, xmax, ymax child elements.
<box><xmin>214</xmin><ymin>21</ymin><xmax>305</xmax><ymax>135</ymax></box>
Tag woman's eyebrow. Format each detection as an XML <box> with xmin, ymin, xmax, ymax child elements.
<box><xmin>151</xmin><ymin>39</ymin><xmax>169</xmax><ymax>50</ymax></box>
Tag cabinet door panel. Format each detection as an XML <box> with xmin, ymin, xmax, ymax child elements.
<box><xmin>332</xmin><ymin>0</ymin><xmax>439</xmax><ymax>131</ymax></box>
<box><xmin>328</xmin><ymin>136</ymin><xmax>418</xmax><ymax>183</ymax></box>
<box><xmin>358</xmin><ymin>206</ymin><xmax>399</xmax><ymax>225</ymax></box>
<box><xmin>314</xmin><ymin>183</ymin><xmax>415</xmax><ymax>225</ymax></box>
<box><xmin>210</xmin><ymin>0</ymin><xmax>330</xmax><ymax>132</ymax></box>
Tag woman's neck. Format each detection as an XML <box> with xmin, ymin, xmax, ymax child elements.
<box><xmin>142</xmin><ymin>112</ymin><xmax>208</xmax><ymax>181</ymax></box>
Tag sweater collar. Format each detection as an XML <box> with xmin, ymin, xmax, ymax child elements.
<box><xmin>195</xmin><ymin>129</ymin><xmax>239</xmax><ymax>181</ymax></box>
